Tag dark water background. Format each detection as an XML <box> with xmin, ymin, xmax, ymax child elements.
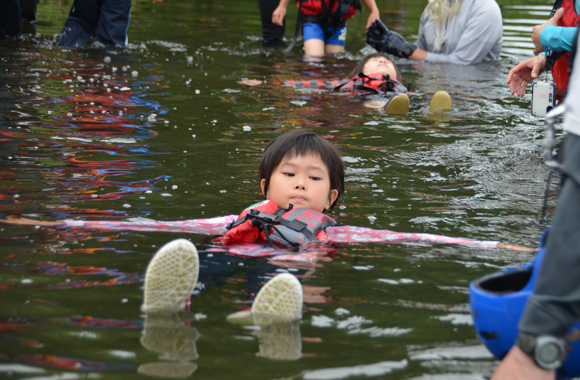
<box><xmin>0</xmin><ymin>0</ymin><xmax>562</xmax><ymax>379</ymax></box>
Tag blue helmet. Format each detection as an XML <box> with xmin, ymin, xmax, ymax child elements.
<box><xmin>469</xmin><ymin>233</ymin><xmax>580</xmax><ymax>378</ymax></box>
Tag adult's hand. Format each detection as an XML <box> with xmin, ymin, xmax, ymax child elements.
<box><xmin>532</xmin><ymin>7</ymin><xmax>565</xmax><ymax>55</ymax></box>
<box><xmin>507</xmin><ymin>55</ymin><xmax>547</xmax><ymax>97</ymax></box>
<box><xmin>491</xmin><ymin>346</ymin><xmax>555</xmax><ymax>380</ymax></box>
<box><xmin>272</xmin><ymin>6</ymin><xmax>286</xmax><ymax>26</ymax></box>
<box><xmin>365</xmin><ymin>11</ymin><xmax>380</xmax><ymax>30</ymax></box>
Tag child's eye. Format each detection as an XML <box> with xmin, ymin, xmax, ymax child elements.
<box><xmin>283</xmin><ymin>172</ymin><xmax>295</xmax><ymax>177</ymax></box>
<box><xmin>310</xmin><ymin>176</ymin><xmax>321</xmax><ymax>181</ymax></box>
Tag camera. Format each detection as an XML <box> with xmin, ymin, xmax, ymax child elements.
<box><xmin>531</xmin><ymin>81</ymin><xmax>556</xmax><ymax>117</ymax></box>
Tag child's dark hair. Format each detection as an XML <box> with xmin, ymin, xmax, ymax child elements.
<box><xmin>349</xmin><ymin>53</ymin><xmax>405</xmax><ymax>84</ymax></box>
<box><xmin>259</xmin><ymin>130</ymin><xmax>344</xmax><ymax>212</ymax></box>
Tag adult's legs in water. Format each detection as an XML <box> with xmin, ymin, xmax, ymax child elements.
<box><xmin>19</xmin><ymin>0</ymin><xmax>38</xmax><ymax>23</ymax></box>
<box><xmin>58</xmin><ymin>0</ymin><xmax>101</xmax><ymax>47</ymax></box>
<box><xmin>0</xmin><ymin>0</ymin><xmax>22</xmax><ymax>41</ymax></box>
<box><xmin>95</xmin><ymin>0</ymin><xmax>131</xmax><ymax>47</ymax></box>
<box><xmin>258</xmin><ymin>0</ymin><xmax>285</xmax><ymax>45</ymax></box>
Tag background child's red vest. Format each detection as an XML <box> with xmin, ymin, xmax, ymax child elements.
<box><xmin>298</xmin><ymin>0</ymin><xmax>359</xmax><ymax>20</ymax></box>
<box><xmin>551</xmin><ymin>0</ymin><xmax>579</xmax><ymax>99</ymax></box>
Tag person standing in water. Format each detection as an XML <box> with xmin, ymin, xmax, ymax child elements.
<box><xmin>57</xmin><ymin>0</ymin><xmax>164</xmax><ymax>48</ymax></box>
<box><xmin>491</xmin><ymin>30</ymin><xmax>580</xmax><ymax>380</ymax></box>
<box><xmin>271</xmin><ymin>0</ymin><xmax>381</xmax><ymax>57</ymax></box>
<box><xmin>367</xmin><ymin>0</ymin><xmax>502</xmax><ymax>65</ymax></box>
<box><xmin>507</xmin><ymin>0</ymin><xmax>579</xmax><ymax>99</ymax></box>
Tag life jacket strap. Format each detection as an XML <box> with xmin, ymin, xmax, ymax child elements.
<box><xmin>246</xmin><ymin>209</ymin><xmax>321</xmax><ymax>243</ymax></box>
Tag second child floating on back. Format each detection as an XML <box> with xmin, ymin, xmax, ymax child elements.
<box><xmin>240</xmin><ymin>53</ymin><xmax>453</xmax><ymax>114</ymax></box>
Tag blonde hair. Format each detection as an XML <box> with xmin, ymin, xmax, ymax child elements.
<box><xmin>426</xmin><ymin>0</ymin><xmax>462</xmax><ymax>51</ymax></box>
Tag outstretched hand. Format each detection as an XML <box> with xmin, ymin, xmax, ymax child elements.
<box><xmin>497</xmin><ymin>243</ymin><xmax>537</xmax><ymax>252</ymax></box>
<box><xmin>238</xmin><ymin>79</ymin><xmax>263</xmax><ymax>86</ymax></box>
<box><xmin>532</xmin><ymin>7</ymin><xmax>565</xmax><ymax>55</ymax></box>
<box><xmin>507</xmin><ymin>55</ymin><xmax>547</xmax><ymax>97</ymax></box>
<box><xmin>0</xmin><ymin>218</ymin><xmax>65</xmax><ymax>226</ymax></box>
<box><xmin>491</xmin><ymin>346</ymin><xmax>555</xmax><ymax>380</ymax></box>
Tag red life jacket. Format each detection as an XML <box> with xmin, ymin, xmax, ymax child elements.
<box><xmin>298</xmin><ymin>0</ymin><xmax>360</xmax><ymax>21</ymax></box>
<box><xmin>334</xmin><ymin>73</ymin><xmax>408</xmax><ymax>95</ymax></box>
<box><xmin>218</xmin><ymin>200</ymin><xmax>337</xmax><ymax>248</ymax></box>
<box><xmin>551</xmin><ymin>0</ymin><xmax>579</xmax><ymax>99</ymax></box>
<box><xmin>277</xmin><ymin>74</ymin><xmax>407</xmax><ymax>95</ymax></box>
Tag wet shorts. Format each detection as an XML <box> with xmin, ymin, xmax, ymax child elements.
<box><xmin>302</xmin><ymin>23</ymin><xmax>347</xmax><ymax>46</ymax></box>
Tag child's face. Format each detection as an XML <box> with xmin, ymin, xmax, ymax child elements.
<box><xmin>261</xmin><ymin>152</ymin><xmax>339</xmax><ymax>212</ymax></box>
<box><xmin>363</xmin><ymin>56</ymin><xmax>397</xmax><ymax>80</ymax></box>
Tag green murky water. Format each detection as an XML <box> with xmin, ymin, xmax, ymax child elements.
<box><xmin>0</xmin><ymin>0</ymin><xmax>560</xmax><ymax>379</ymax></box>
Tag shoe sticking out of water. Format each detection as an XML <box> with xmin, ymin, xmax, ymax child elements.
<box><xmin>226</xmin><ymin>273</ymin><xmax>303</xmax><ymax>326</ymax></box>
<box><xmin>429</xmin><ymin>91</ymin><xmax>452</xmax><ymax>113</ymax></box>
<box><xmin>142</xmin><ymin>239</ymin><xmax>199</xmax><ymax>313</ymax></box>
<box><xmin>383</xmin><ymin>93</ymin><xmax>410</xmax><ymax>114</ymax></box>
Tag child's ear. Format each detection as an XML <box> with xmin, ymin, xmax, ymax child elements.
<box><xmin>260</xmin><ymin>179</ymin><xmax>267</xmax><ymax>198</ymax></box>
<box><xmin>326</xmin><ymin>189</ymin><xmax>339</xmax><ymax>209</ymax></box>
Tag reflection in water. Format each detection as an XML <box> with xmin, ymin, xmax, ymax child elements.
<box><xmin>139</xmin><ymin>311</ymin><xmax>199</xmax><ymax>378</ymax></box>
<box><xmin>301</xmin><ymin>359</ymin><xmax>408</xmax><ymax>379</ymax></box>
<box><xmin>255</xmin><ymin>320</ymin><xmax>302</xmax><ymax>361</ymax></box>
<box><xmin>0</xmin><ymin>52</ymin><xmax>169</xmax><ymax>220</ymax></box>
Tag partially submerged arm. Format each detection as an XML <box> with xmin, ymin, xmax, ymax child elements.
<box><xmin>0</xmin><ymin>218</ymin><xmax>65</xmax><ymax>226</ymax></box>
<box><xmin>327</xmin><ymin>225</ymin><xmax>536</xmax><ymax>251</ymax></box>
<box><xmin>1</xmin><ymin>216</ymin><xmax>238</xmax><ymax>236</ymax></box>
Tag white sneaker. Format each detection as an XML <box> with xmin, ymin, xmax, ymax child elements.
<box><xmin>142</xmin><ymin>239</ymin><xmax>199</xmax><ymax>313</ymax></box>
<box><xmin>227</xmin><ymin>273</ymin><xmax>303</xmax><ymax>326</ymax></box>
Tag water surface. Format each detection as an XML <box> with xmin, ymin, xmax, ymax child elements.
<box><xmin>0</xmin><ymin>1</ymin><xmax>559</xmax><ymax>379</ymax></box>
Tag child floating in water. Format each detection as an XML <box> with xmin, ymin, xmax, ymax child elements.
<box><xmin>1</xmin><ymin>131</ymin><xmax>531</xmax><ymax>323</ymax></box>
<box><xmin>240</xmin><ymin>53</ymin><xmax>452</xmax><ymax>115</ymax></box>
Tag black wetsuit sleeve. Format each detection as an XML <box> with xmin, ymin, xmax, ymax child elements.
<box><xmin>545</xmin><ymin>51</ymin><xmax>564</xmax><ymax>68</ymax></box>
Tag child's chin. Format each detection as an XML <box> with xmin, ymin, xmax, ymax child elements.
<box><xmin>288</xmin><ymin>201</ymin><xmax>308</xmax><ymax>210</ymax></box>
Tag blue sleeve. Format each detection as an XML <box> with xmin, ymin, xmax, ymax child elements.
<box><xmin>540</xmin><ymin>24</ymin><xmax>579</xmax><ymax>52</ymax></box>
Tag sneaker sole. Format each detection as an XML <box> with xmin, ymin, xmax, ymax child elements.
<box><xmin>383</xmin><ymin>93</ymin><xmax>410</xmax><ymax>114</ymax></box>
<box><xmin>252</xmin><ymin>273</ymin><xmax>303</xmax><ymax>325</ymax></box>
<box><xmin>429</xmin><ymin>91</ymin><xmax>453</xmax><ymax>112</ymax></box>
<box><xmin>142</xmin><ymin>239</ymin><xmax>199</xmax><ymax>313</ymax></box>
